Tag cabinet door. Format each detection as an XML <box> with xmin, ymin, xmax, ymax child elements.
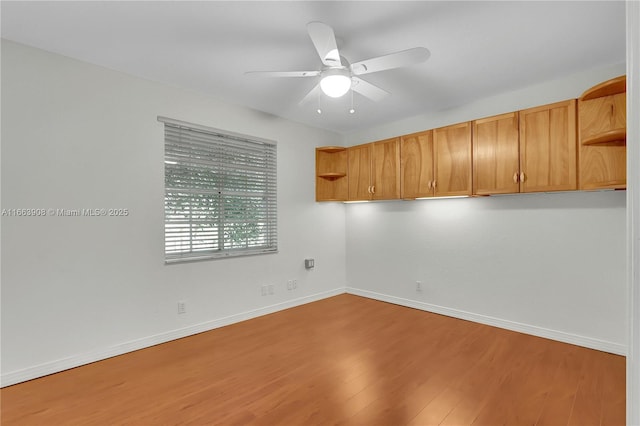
<box><xmin>473</xmin><ymin>112</ymin><xmax>520</xmax><ymax>195</ymax></box>
<box><xmin>371</xmin><ymin>138</ymin><xmax>401</xmax><ymax>200</ymax></box>
<box><xmin>401</xmin><ymin>131</ymin><xmax>434</xmax><ymax>198</ymax></box>
<box><xmin>519</xmin><ymin>100</ymin><xmax>577</xmax><ymax>193</ymax></box>
<box><xmin>348</xmin><ymin>144</ymin><xmax>372</xmax><ymax>200</ymax></box>
<box><xmin>579</xmin><ymin>92</ymin><xmax>626</xmax><ymax>190</ymax></box>
<box><xmin>433</xmin><ymin>122</ymin><xmax>472</xmax><ymax>196</ymax></box>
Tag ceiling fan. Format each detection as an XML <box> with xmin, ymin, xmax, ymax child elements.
<box><xmin>245</xmin><ymin>22</ymin><xmax>430</xmax><ymax>110</ymax></box>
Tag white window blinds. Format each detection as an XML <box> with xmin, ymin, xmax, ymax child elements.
<box><xmin>159</xmin><ymin>117</ymin><xmax>277</xmax><ymax>263</ymax></box>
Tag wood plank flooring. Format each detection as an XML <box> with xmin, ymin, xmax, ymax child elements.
<box><xmin>1</xmin><ymin>294</ymin><xmax>626</xmax><ymax>425</ymax></box>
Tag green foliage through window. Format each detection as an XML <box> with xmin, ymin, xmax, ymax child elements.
<box><xmin>161</xmin><ymin>117</ymin><xmax>277</xmax><ymax>262</ymax></box>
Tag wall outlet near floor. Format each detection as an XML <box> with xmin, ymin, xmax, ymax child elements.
<box><xmin>415</xmin><ymin>281</ymin><xmax>422</xmax><ymax>292</ymax></box>
<box><xmin>177</xmin><ymin>301</ymin><xmax>186</xmax><ymax>314</ymax></box>
<box><xmin>261</xmin><ymin>284</ymin><xmax>276</xmax><ymax>296</ymax></box>
<box><xmin>287</xmin><ymin>279</ymin><xmax>298</xmax><ymax>291</ymax></box>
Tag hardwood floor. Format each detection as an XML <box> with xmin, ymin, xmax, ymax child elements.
<box><xmin>1</xmin><ymin>294</ymin><xmax>625</xmax><ymax>425</ymax></box>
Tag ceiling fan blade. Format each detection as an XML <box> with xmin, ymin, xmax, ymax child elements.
<box><xmin>244</xmin><ymin>70</ymin><xmax>320</xmax><ymax>78</ymax></box>
<box><xmin>298</xmin><ymin>84</ymin><xmax>322</xmax><ymax>106</ymax></box>
<box><xmin>350</xmin><ymin>47</ymin><xmax>430</xmax><ymax>75</ymax></box>
<box><xmin>351</xmin><ymin>77</ymin><xmax>390</xmax><ymax>102</ymax></box>
<box><xmin>307</xmin><ymin>21</ymin><xmax>342</xmax><ymax>67</ymax></box>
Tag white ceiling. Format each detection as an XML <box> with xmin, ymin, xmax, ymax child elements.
<box><xmin>0</xmin><ymin>1</ymin><xmax>626</xmax><ymax>135</ymax></box>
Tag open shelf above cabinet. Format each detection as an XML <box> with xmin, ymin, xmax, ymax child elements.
<box><xmin>578</xmin><ymin>75</ymin><xmax>627</xmax><ymax>190</ymax></box>
<box><xmin>316</xmin><ymin>146</ymin><xmax>346</xmax><ymax>153</ymax></box>
<box><xmin>318</xmin><ymin>172</ymin><xmax>347</xmax><ymax>179</ymax></box>
<box><xmin>581</xmin><ymin>128</ymin><xmax>626</xmax><ymax>146</ymax></box>
<box><xmin>579</xmin><ymin>75</ymin><xmax>626</xmax><ymax>101</ymax></box>
<box><xmin>316</xmin><ymin>146</ymin><xmax>348</xmax><ymax>201</ymax></box>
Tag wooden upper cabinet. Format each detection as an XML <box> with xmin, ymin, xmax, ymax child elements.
<box><xmin>401</xmin><ymin>130</ymin><xmax>434</xmax><ymax>198</ymax></box>
<box><xmin>315</xmin><ymin>147</ymin><xmax>348</xmax><ymax>201</ymax></box>
<box><xmin>519</xmin><ymin>99</ymin><xmax>577</xmax><ymax>193</ymax></box>
<box><xmin>473</xmin><ymin>112</ymin><xmax>520</xmax><ymax>195</ymax></box>
<box><xmin>348</xmin><ymin>138</ymin><xmax>400</xmax><ymax>201</ymax></box>
<box><xmin>347</xmin><ymin>144</ymin><xmax>372</xmax><ymax>201</ymax></box>
<box><xmin>320</xmin><ymin>83</ymin><xmax>619</xmax><ymax>201</ymax></box>
<box><xmin>371</xmin><ymin>138</ymin><xmax>401</xmax><ymax>200</ymax></box>
<box><xmin>433</xmin><ymin>122</ymin><xmax>472</xmax><ymax>196</ymax></box>
<box><xmin>578</xmin><ymin>75</ymin><xmax>626</xmax><ymax>190</ymax></box>
<box><xmin>473</xmin><ymin>101</ymin><xmax>577</xmax><ymax>195</ymax></box>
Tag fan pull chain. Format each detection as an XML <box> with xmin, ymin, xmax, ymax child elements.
<box><xmin>349</xmin><ymin>87</ymin><xmax>355</xmax><ymax>114</ymax></box>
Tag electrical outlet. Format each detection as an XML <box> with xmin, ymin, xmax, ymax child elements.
<box><xmin>261</xmin><ymin>285</ymin><xmax>268</xmax><ymax>296</ymax></box>
<box><xmin>292</xmin><ymin>279</ymin><xmax>298</xmax><ymax>289</ymax></box>
<box><xmin>287</xmin><ymin>279</ymin><xmax>293</xmax><ymax>290</ymax></box>
<box><xmin>415</xmin><ymin>281</ymin><xmax>422</xmax><ymax>292</ymax></box>
<box><xmin>268</xmin><ymin>284</ymin><xmax>274</xmax><ymax>295</ymax></box>
<box><xmin>177</xmin><ymin>301</ymin><xmax>186</xmax><ymax>314</ymax></box>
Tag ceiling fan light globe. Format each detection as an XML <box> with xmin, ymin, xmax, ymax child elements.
<box><xmin>320</xmin><ymin>74</ymin><xmax>351</xmax><ymax>98</ymax></box>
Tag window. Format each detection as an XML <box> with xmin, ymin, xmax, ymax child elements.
<box><xmin>159</xmin><ymin>117</ymin><xmax>277</xmax><ymax>263</ymax></box>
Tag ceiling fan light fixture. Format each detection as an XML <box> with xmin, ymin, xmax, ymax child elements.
<box><xmin>248</xmin><ymin>22</ymin><xmax>430</xmax><ymax>111</ymax></box>
<box><xmin>320</xmin><ymin>69</ymin><xmax>351</xmax><ymax>98</ymax></box>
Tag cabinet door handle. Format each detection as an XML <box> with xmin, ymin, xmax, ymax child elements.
<box><xmin>520</xmin><ymin>172</ymin><xmax>525</xmax><ymax>182</ymax></box>
<box><xmin>367</xmin><ymin>185</ymin><xmax>372</xmax><ymax>194</ymax></box>
<box><xmin>427</xmin><ymin>180</ymin><xmax>432</xmax><ymax>189</ymax></box>
<box><xmin>513</xmin><ymin>172</ymin><xmax>519</xmax><ymax>183</ymax></box>
<box><xmin>432</xmin><ymin>180</ymin><xmax>437</xmax><ymax>189</ymax></box>
<box><xmin>371</xmin><ymin>185</ymin><xmax>375</xmax><ymax>194</ymax></box>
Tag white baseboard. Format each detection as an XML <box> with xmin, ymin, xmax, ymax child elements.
<box><xmin>3</xmin><ymin>286</ymin><xmax>626</xmax><ymax>387</ymax></box>
<box><xmin>346</xmin><ymin>287</ymin><xmax>627</xmax><ymax>356</ymax></box>
<box><xmin>0</xmin><ymin>288</ymin><xmax>344</xmax><ymax>387</ymax></box>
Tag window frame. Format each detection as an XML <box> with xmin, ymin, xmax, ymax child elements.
<box><xmin>159</xmin><ymin>116</ymin><xmax>278</xmax><ymax>264</ymax></box>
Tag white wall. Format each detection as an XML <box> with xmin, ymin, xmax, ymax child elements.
<box><xmin>344</xmin><ymin>63</ymin><xmax>626</xmax><ymax>145</ymax></box>
<box><xmin>344</xmin><ymin>64</ymin><xmax>628</xmax><ymax>354</ymax></box>
<box><xmin>0</xmin><ymin>40</ymin><xmax>347</xmax><ymax>385</ymax></box>
<box><xmin>626</xmin><ymin>1</ymin><xmax>640</xmax><ymax>422</ymax></box>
